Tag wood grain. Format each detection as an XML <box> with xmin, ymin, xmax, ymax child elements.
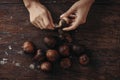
<box><xmin>0</xmin><ymin>0</ymin><xmax>120</xmax><ymax>4</ymax></box>
<box><xmin>0</xmin><ymin>0</ymin><xmax>120</xmax><ymax>80</ymax></box>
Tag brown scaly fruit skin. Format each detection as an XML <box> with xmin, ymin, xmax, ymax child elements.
<box><xmin>22</xmin><ymin>41</ymin><xmax>35</xmax><ymax>54</ymax></box>
<box><xmin>40</xmin><ymin>62</ymin><xmax>52</xmax><ymax>72</ymax></box>
<box><xmin>59</xmin><ymin>44</ymin><xmax>70</xmax><ymax>57</ymax></box>
<box><xmin>60</xmin><ymin>58</ymin><xmax>71</xmax><ymax>69</ymax></box>
<box><xmin>72</xmin><ymin>44</ymin><xmax>85</xmax><ymax>56</ymax></box>
<box><xmin>58</xmin><ymin>29</ymin><xmax>72</xmax><ymax>43</ymax></box>
<box><xmin>59</xmin><ymin>19</ymin><xmax>68</xmax><ymax>28</ymax></box>
<box><xmin>64</xmin><ymin>33</ymin><xmax>73</xmax><ymax>43</ymax></box>
<box><xmin>44</xmin><ymin>36</ymin><xmax>57</xmax><ymax>49</ymax></box>
<box><xmin>46</xmin><ymin>50</ymin><xmax>59</xmax><ymax>62</ymax></box>
<box><xmin>33</xmin><ymin>49</ymin><xmax>45</xmax><ymax>62</ymax></box>
<box><xmin>79</xmin><ymin>54</ymin><xmax>89</xmax><ymax>65</ymax></box>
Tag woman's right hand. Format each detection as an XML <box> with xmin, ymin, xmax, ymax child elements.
<box><xmin>27</xmin><ymin>2</ymin><xmax>54</xmax><ymax>30</ymax></box>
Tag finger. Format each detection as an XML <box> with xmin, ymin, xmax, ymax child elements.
<box><xmin>69</xmin><ymin>14</ymin><xmax>76</xmax><ymax>19</ymax></box>
<box><xmin>63</xmin><ymin>17</ymin><xmax>80</xmax><ymax>31</ymax></box>
<box><xmin>35</xmin><ymin>18</ymin><xmax>44</xmax><ymax>29</ymax></box>
<box><xmin>60</xmin><ymin>13</ymin><xmax>74</xmax><ymax>24</ymax></box>
<box><xmin>36</xmin><ymin>20</ymin><xmax>43</xmax><ymax>29</ymax></box>
<box><xmin>48</xmin><ymin>11</ymin><xmax>54</xmax><ymax>29</ymax></box>
<box><xmin>47</xmin><ymin>11</ymin><xmax>54</xmax><ymax>30</ymax></box>
<box><xmin>60</xmin><ymin>6</ymin><xmax>76</xmax><ymax>19</ymax></box>
<box><xmin>60</xmin><ymin>13</ymin><xmax>67</xmax><ymax>19</ymax></box>
<box><xmin>42</xmin><ymin>16</ymin><xmax>52</xmax><ymax>30</ymax></box>
<box><xmin>69</xmin><ymin>19</ymin><xmax>75</xmax><ymax>23</ymax></box>
<box><xmin>33</xmin><ymin>22</ymin><xmax>39</xmax><ymax>28</ymax></box>
<box><xmin>42</xmin><ymin>15</ymin><xmax>49</xmax><ymax>27</ymax></box>
<box><xmin>32</xmin><ymin>18</ymin><xmax>42</xmax><ymax>28</ymax></box>
<box><xmin>63</xmin><ymin>9</ymin><xmax>87</xmax><ymax>31</ymax></box>
<box><xmin>62</xmin><ymin>25</ymin><xmax>77</xmax><ymax>31</ymax></box>
<box><xmin>31</xmin><ymin>18</ymin><xmax>39</xmax><ymax>28</ymax></box>
<box><xmin>39</xmin><ymin>20</ymin><xmax>45</xmax><ymax>29</ymax></box>
<box><xmin>33</xmin><ymin>17</ymin><xmax>43</xmax><ymax>29</ymax></box>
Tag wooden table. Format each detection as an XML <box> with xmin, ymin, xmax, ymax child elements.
<box><xmin>0</xmin><ymin>0</ymin><xmax>120</xmax><ymax>80</ymax></box>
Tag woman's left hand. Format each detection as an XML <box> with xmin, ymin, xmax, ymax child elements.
<box><xmin>60</xmin><ymin>0</ymin><xmax>94</xmax><ymax>31</ymax></box>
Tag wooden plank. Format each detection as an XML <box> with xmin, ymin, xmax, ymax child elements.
<box><xmin>0</xmin><ymin>0</ymin><xmax>120</xmax><ymax>4</ymax></box>
<box><xmin>0</xmin><ymin>3</ymin><xmax>120</xmax><ymax>80</ymax></box>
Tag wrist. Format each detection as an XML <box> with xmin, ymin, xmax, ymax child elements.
<box><xmin>24</xmin><ymin>0</ymin><xmax>41</xmax><ymax>10</ymax></box>
<box><xmin>78</xmin><ymin>0</ymin><xmax>95</xmax><ymax>4</ymax></box>
<box><xmin>90</xmin><ymin>0</ymin><xmax>95</xmax><ymax>4</ymax></box>
<box><xmin>27</xmin><ymin>2</ymin><xmax>44</xmax><ymax>12</ymax></box>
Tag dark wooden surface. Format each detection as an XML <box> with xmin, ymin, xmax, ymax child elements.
<box><xmin>0</xmin><ymin>0</ymin><xmax>120</xmax><ymax>80</ymax></box>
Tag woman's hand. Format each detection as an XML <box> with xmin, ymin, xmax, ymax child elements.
<box><xmin>26</xmin><ymin>1</ymin><xmax>54</xmax><ymax>30</ymax></box>
<box><xmin>60</xmin><ymin>0</ymin><xmax>94</xmax><ymax>31</ymax></box>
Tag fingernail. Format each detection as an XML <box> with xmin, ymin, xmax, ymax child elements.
<box><xmin>62</xmin><ymin>28</ymin><xmax>66</xmax><ymax>31</ymax></box>
<box><xmin>60</xmin><ymin>14</ymin><xmax>64</xmax><ymax>18</ymax></box>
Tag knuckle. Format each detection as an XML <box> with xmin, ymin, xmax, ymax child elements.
<box><xmin>31</xmin><ymin>20</ymin><xmax>35</xmax><ymax>24</ymax></box>
<box><xmin>45</xmin><ymin>23</ymin><xmax>50</xmax><ymax>28</ymax></box>
<box><xmin>60</xmin><ymin>14</ymin><xmax>65</xmax><ymax>18</ymax></box>
<box><xmin>41</xmin><ymin>10</ymin><xmax>47</xmax><ymax>15</ymax></box>
<box><xmin>30</xmin><ymin>19</ymin><xmax>34</xmax><ymax>23</ymax></box>
<box><xmin>30</xmin><ymin>18</ymin><xmax>36</xmax><ymax>24</ymax></box>
<box><xmin>71</xmin><ymin>27</ymin><xmax>76</xmax><ymax>30</ymax></box>
<box><xmin>32</xmin><ymin>23</ymin><xmax>36</xmax><ymax>26</ymax></box>
<box><xmin>80</xmin><ymin>19</ymin><xmax>86</xmax><ymax>24</ymax></box>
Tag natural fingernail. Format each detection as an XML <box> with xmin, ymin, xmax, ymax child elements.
<box><xmin>62</xmin><ymin>28</ymin><xmax>66</xmax><ymax>31</ymax></box>
<box><xmin>60</xmin><ymin>14</ymin><xmax>64</xmax><ymax>18</ymax></box>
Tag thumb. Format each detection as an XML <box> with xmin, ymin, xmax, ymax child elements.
<box><xmin>60</xmin><ymin>8</ymin><xmax>75</xmax><ymax>24</ymax></box>
<box><xmin>60</xmin><ymin>6</ymin><xmax>75</xmax><ymax>19</ymax></box>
